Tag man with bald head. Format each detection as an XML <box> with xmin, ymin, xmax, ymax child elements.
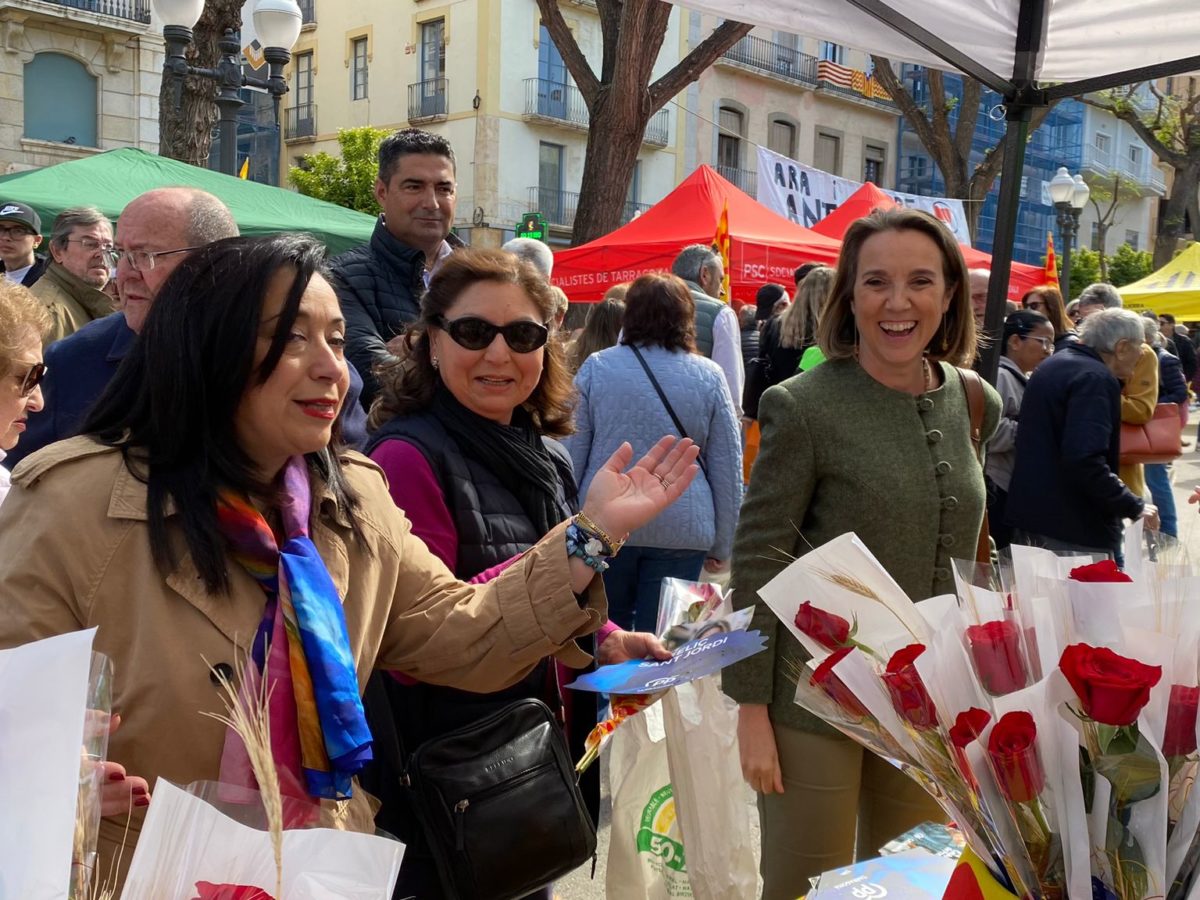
<box><xmin>6</xmin><ymin>188</ymin><xmax>238</xmax><ymax>467</ymax></box>
<box><xmin>7</xmin><ymin>188</ymin><xmax>368</xmax><ymax>467</ymax></box>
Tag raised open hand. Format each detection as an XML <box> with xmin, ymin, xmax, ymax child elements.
<box><xmin>579</xmin><ymin>436</ymin><xmax>701</xmax><ymax>540</ymax></box>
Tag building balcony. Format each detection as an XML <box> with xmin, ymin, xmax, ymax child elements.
<box><xmin>4</xmin><ymin>0</ymin><xmax>152</xmax><ymax>33</ymax></box>
<box><xmin>1081</xmin><ymin>140</ymin><xmax>1167</xmax><ymax>195</ymax></box>
<box><xmin>715</xmin><ymin>165</ymin><xmax>757</xmax><ymax>196</ymax></box>
<box><xmin>284</xmin><ymin>103</ymin><xmax>317</xmax><ymax>141</ymax></box>
<box><xmin>528</xmin><ymin>186</ymin><xmax>651</xmax><ymax>229</ymax></box>
<box><xmin>297</xmin><ymin>0</ymin><xmax>315</xmax><ymax>25</ymax></box>
<box><xmin>721</xmin><ymin>34</ymin><xmax>818</xmax><ymax>85</ymax></box>
<box><xmin>408</xmin><ymin>78</ymin><xmax>449</xmax><ymax>123</ymax></box>
<box><xmin>522</xmin><ymin>78</ymin><xmax>669</xmax><ymax>147</ymax></box>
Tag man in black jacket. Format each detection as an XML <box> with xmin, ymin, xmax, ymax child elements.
<box><xmin>330</xmin><ymin>128</ymin><xmax>464</xmax><ymax>408</ymax></box>
<box><xmin>0</xmin><ymin>201</ymin><xmax>48</xmax><ymax>287</ymax></box>
<box><xmin>1159</xmin><ymin>313</ymin><xmax>1197</xmax><ymax>383</ymax></box>
<box><xmin>1007</xmin><ymin>307</ymin><xmax>1158</xmax><ymax>556</ymax></box>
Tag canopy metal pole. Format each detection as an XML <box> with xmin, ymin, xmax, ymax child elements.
<box><xmin>977</xmin><ymin>103</ymin><xmax>1032</xmax><ymax>384</ymax></box>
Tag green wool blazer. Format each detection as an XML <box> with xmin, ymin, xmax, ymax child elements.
<box><xmin>725</xmin><ymin>358</ymin><xmax>1001</xmax><ymax>733</ymax></box>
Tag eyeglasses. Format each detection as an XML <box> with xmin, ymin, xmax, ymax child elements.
<box><xmin>64</xmin><ymin>237</ymin><xmax>117</xmax><ymax>258</ymax></box>
<box><xmin>0</xmin><ymin>225</ymin><xmax>34</xmax><ymax>239</ymax></box>
<box><xmin>1020</xmin><ymin>335</ymin><xmax>1054</xmax><ymax>352</ymax></box>
<box><xmin>11</xmin><ymin>361</ymin><xmax>46</xmax><ymax>397</ymax></box>
<box><xmin>435</xmin><ymin>315</ymin><xmax>550</xmax><ymax>353</ymax></box>
<box><xmin>113</xmin><ymin>245</ymin><xmax>201</xmax><ymax>273</ymax></box>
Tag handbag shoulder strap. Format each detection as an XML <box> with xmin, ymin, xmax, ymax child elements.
<box><xmin>630</xmin><ymin>344</ymin><xmax>707</xmax><ymax>475</ymax></box>
<box><xmin>955</xmin><ymin>366</ymin><xmax>986</xmax><ymax>463</ymax></box>
<box><xmin>954</xmin><ymin>366</ymin><xmax>991</xmax><ymax>566</ymax></box>
<box><xmin>630</xmin><ymin>345</ymin><xmax>690</xmax><ymax>441</ymax></box>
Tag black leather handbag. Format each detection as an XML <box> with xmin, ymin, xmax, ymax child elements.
<box><xmin>402</xmin><ymin>697</ymin><xmax>597</xmax><ymax>900</ymax></box>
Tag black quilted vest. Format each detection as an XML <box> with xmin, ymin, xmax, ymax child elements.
<box><xmin>364</xmin><ymin>412</ymin><xmax>576</xmax><ymax>578</ymax></box>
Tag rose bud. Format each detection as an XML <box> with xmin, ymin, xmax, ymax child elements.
<box><xmin>965</xmin><ymin>619</ymin><xmax>1029</xmax><ymax>696</ymax></box>
<box><xmin>1163</xmin><ymin>684</ymin><xmax>1200</xmax><ymax>758</ymax></box>
<box><xmin>988</xmin><ymin>711</ymin><xmax>1045</xmax><ymax>804</ymax></box>
<box><xmin>882</xmin><ymin>643</ymin><xmax>939</xmax><ymax>730</ymax></box>
<box><xmin>811</xmin><ymin>647</ymin><xmax>867</xmax><ymax>718</ymax></box>
<box><xmin>794</xmin><ymin>601</ymin><xmax>852</xmax><ymax>650</ymax></box>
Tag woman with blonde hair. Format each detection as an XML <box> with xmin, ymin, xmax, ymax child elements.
<box><xmin>0</xmin><ymin>280</ymin><xmax>49</xmax><ymax>502</ymax></box>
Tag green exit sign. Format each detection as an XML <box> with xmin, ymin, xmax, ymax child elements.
<box><xmin>516</xmin><ymin>212</ymin><xmax>547</xmax><ymax>240</ymax></box>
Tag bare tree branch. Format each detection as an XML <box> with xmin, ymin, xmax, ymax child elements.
<box><xmin>648</xmin><ymin>18</ymin><xmax>753</xmax><ymax>109</ymax></box>
<box><xmin>954</xmin><ymin>78</ymin><xmax>982</xmax><ymax>164</ymax></box>
<box><xmin>871</xmin><ymin>59</ymin><xmax>943</xmax><ymax>165</ymax></box>
<box><xmin>536</xmin><ymin>0</ymin><xmax>600</xmax><ymax>102</ymax></box>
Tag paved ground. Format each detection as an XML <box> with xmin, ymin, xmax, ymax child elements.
<box><xmin>557</xmin><ymin>439</ymin><xmax>1200</xmax><ymax>899</ymax></box>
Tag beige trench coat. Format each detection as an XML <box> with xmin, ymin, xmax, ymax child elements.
<box><xmin>0</xmin><ymin>437</ymin><xmax>605</xmax><ymax>878</ymax></box>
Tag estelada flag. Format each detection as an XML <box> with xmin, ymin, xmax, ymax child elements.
<box><xmin>1043</xmin><ymin>231</ymin><xmax>1059</xmax><ymax>288</ymax></box>
<box><xmin>711</xmin><ymin>201</ymin><xmax>731</xmax><ymax>302</ymax></box>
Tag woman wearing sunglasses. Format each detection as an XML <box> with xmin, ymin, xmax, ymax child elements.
<box><xmin>366</xmin><ymin>248</ymin><xmax>677</xmax><ymax>899</ymax></box>
<box><xmin>1021</xmin><ymin>284</ymin><xmax>1076</xmax><ymax>351</ymax></box>
<box><xmin>0</xmin><ymin>280</ymin><xmax>49</xmax><ymax>503</ymax></box>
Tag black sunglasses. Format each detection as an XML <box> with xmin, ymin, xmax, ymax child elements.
<box><xmin>13</xmin><ymin>361</ymin><xmax>46</xmax><ymax>397</ymax></box>
<box><xmin>435</xmin><ymin>315</ymin><xmax>550</xmax><ymax>353</ymax></box>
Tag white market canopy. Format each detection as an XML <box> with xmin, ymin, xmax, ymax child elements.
<box><xmin>668</xmin><ymin>0</ymin><xmax>1200</xmax><ymax>379</ymax></box>
<box><xmin>669</xmin><ymin>0</ymin><xmax>1200</xmax><ymax>91</ymax></box>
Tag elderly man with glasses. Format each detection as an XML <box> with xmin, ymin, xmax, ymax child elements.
<box><xmin>30</xmin><ymin>207</ymin><xmax>117</xmax><ymax>345</ymax></box>
<box><xmin>6</xmin><ymin>188</ymin><xmax>371</xmax><ymax>470</ymax></box>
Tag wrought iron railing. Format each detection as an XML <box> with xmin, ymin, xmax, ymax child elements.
<box><xmin>46</xmin><ymin>0</ymin><xmax>151</xmax><ymax>22</ymax></box>
<box><xmin>284</xmin><ymin>103</ymin><xmax>316</xmax><ymax>140</ymax></box>
<box><xmin>715</xmin><ymin>165</ymin><xmax>757</xmax><ymax>195</ymax></box>
<box><xmin>722</xmin><ymin>34</ymin><xmax>818</xmax><ymax>83</ymax></box>
<box><xmin>527</xmin><ymin>186</ymin><xmax>652</xmax><ymax>228</ymax></box>
<box><xmin>523</xmin><ymin>78</ymin><xmax>668</xmax><ymax>146</ymax></box>
<box><xmin>408</xmin><ymin>78</ymin><xmax>449</xmax><ymax>122</ymax></box>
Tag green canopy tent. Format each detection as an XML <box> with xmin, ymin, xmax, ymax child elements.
<box><xmin>0</xmin><ymin>148</ymin><xmax>374</xmax><ymax>255</ymax></box>
<box><xmin>1119</xmin><ymin>243</ymin><xmax>1200</xmax><ymax>320</ymax></box>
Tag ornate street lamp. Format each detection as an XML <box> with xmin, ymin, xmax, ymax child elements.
<box><xmin>1047</xmin><ymin>167</ymin><xmax>1091</xmax><ymax>299</ymax></box>
<box><xmin>155</xmin><ymin>0</ymin><xmax>302</xmax><ymax>177</ymax></box>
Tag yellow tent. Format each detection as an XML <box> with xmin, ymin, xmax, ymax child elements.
<box><xmin>1120</xmin><ymin>243</ymin><xmax>1200</xmax><ymax>318</ymax></box>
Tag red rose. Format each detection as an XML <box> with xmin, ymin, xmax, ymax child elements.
<box><xmin>811</xmin><ymin>647</ymin><xmax>867</xmax><ymax>717</ymax></box>
<box><xmin>193</xmin><ymin>885</ymin><xmax>273</xmax><ymax>900</ymax></box>
<box><xmin>1059</xmin><ymin>643</ymin><xmax>1162</xmax><ymax>726</ymax></box>
<box><xmin>1068</xmin><ymin>560</ymin><xmax>1132</xmax><ymax>583</ymax></box>
<box><xmin>1163</xmin><ymin>684</ymin><xmax>1200</xmax><ymax>757</ymax></box>
<box><xmin>949</xmin><ymin>707</ymin><xmax>991</xmax><ymax>749</ymax></box>
<box><xmin>987</xmin><ymin>710</ymin><xmax>1045</xmax><ymax>803</ymax></box>
<box><xmin>794</xmin><ymin>601</ymin><xmax>852</xmax><ymax>650</ymax></box>
<box><xmin>882</xmin><ymin>643</ymin><xmax>939</xmax><ymax>730</ymax></box>
<box><xmin>965</xmin><ymin>619</ymin><xmax>1029</xmax><ymax>696</ymax></box>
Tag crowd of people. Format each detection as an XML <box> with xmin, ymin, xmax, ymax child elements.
<box><xmin>0</xmin><ymin>125</ymin><xmax>1196</xmax><ymax>899</ymax></box>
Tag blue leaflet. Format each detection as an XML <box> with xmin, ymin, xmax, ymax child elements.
<box><xmin>566</xmin><ymin>629</ymin><xmax>768</xmax><ymax>694</ymax></box>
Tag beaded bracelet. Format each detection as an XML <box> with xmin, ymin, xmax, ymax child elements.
<box><xmin>574</xmin><ymin>510</ymin><xmax>626</xmax><ymax>556</ymax></box>
<box><xmin>566</xmin><ymin>522</ymin><xmax>610</xmax><ymax>573</ymax></box>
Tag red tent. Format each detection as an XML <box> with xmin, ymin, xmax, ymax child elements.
<box><xmin>551</xmin><ymin>165</ymin><xmax>841</xmax><ymax>304</ymax></box>
<box><xmin>810</xmin><ymin>182</ymin><xmax>1049</xmax><ymax>300</ymax></box>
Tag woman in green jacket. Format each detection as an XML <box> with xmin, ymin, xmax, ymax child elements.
<box><xmin>725</xmin><ymin>208</ymin><xmax>1000</xmax><ymax>899</ymax></box>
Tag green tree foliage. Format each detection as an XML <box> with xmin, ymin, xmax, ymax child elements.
<box><xmin>288</xmin><ymin>127</ymin><xmax>389</xmax><ymax>215</ymax></box>
<box><xmin>1107</xmin><ymin>244</ymin><xmax>1155</xmax><ymax>287</ymax></box>
<box><xmin>1047</xmin><ymin>247</ymin><xmax>1102</xmax><ymax>301</ymax></box>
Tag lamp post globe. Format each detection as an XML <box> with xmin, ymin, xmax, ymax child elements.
<box><xmin>252</xmin><ymin>0</ymin><xmax>303</xmax><ymax>52</ymax></box>
<box><xmin>1047</xmin><ymin>166</ymin><xmax>1076</xmax><ymax>206</ymax></box>
<box><xmin>1071</xmin><ymin>174</ymin><xmax>1091</xmax><ymax>212</ymax></box>
<box><xmin>152</xmin><ymin>0</ymin><xmax>204</xmax><ymax>28</ymax></box>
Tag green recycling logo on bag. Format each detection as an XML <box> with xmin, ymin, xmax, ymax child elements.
<box><xmin>636</xmin><ymin>785</ymin><xmax>687</xmax><ymax>875</ymax></box>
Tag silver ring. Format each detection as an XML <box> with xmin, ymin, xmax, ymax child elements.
<box><xmin>655</xmin><ymin>473</ymin><xmax>669</xmax><ymax>489</ymax></box>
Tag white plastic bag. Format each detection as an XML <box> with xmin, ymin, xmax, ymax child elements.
<box><xmin>606</xmin><ymin>703</ymin><xmax>691</xmax><ymax>899</ymax></box>
<box><xmin>120</xmin><ymin>780</ymin><xmax>403</xmax><ymax>899</ymax></box>
<box><xmin>662</xmin><ymin>676</ymin><xmax>757</xmax><ymax>900</ymax></box>
<box><xmin>0</xmin><ymin>628</ymin><xmax>97</xmax><ymax>900</ymax></box>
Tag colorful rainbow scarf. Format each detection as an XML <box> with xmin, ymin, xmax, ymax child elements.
<box><xmin>216</xmin><ymin>457</ymin><xmax>372</xmax><ymax>800</ymax></box>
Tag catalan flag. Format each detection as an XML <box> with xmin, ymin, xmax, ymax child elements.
<box><xmin>1043</xmin><ymin>231</ymin><xmax>1059</xmax><ymax>288</ymax></box>
<box><xmin>712</xmin><ymin>201</ymin><xmax>731</xmax><ymax>302</ymax></box>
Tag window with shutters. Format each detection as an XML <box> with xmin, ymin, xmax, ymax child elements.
<box><xmin>814</xmin><ymin>129</ymin><xmax>841</xmax><ymax>175</ymax></box>
<box><xmin>768</xmin><ymin>117</ymin><xmax>797</xmax><ymax>159</ymax></box>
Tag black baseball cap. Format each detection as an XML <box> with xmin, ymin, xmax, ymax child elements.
<box><xmin>0</xmin><ymin>201</ymin><xmax>41</xmax><ymax>235</ymax></box>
